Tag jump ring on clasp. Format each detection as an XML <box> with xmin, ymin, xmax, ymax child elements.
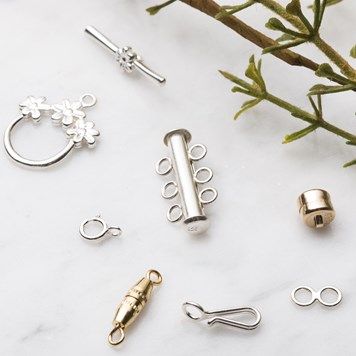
<box><xmin>189</xmin><ymin>144</ymin><xmax>207</xmax><ymax>161</ymax></box>
<box><xmin>182</xmin><ymin>302</ymin><xmax>206</xmax><ymax>321</ymax></box>
<box><xmin>167</xmin><ymin>204</ymin><xmax>183</xmax><ymax>222</ymax></box>
<box><xmin>108</xmin><ymin>325</ymin><xmax>125</xmax><ymax>346</ymax></box>
<box><xmin>156</xmin><ymin>157</ymin><xmax>172</xmax><ymax>175</ymax></box>
<box><xmin>80</xmin><ymin>93</ymin><xmax>97</xmax><ymax>108</ymax></box>
<box><xmin>146</xmin><ymin>269</ymin><xmax>163</xmax><ymax>285</ymax></box>
<box><xmin>79</xmin><ymin>216</ymin><xmax>122</xmax><ymax>241</ymax></box>
<box><xmin>194</xmin><ymin>167</ymin><xmax>213</xmax><ymax>184</ymax></box>
<box><xmin>199</xmin><ymin>188</ymin><xmax>218</xmax><ymax>205</ymax></box>
<box><xmin>161</xmin><ymin>181</ymin><xmax>178</xmax><ymax>199</ymax></box>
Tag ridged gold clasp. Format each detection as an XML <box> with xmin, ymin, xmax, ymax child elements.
<box><xmin>108</xmin><ymin>269</ymin><xmax>162</xmax><ymax>346</ymax></box>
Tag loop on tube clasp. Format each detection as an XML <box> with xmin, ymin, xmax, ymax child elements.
<box><xmin>188</xmin><ymin>144</ymin><xmax>207</xmax><ymax>161</ymax></box>
<box><xmin>156</xmin><ymin>157</ymin><xmax>173</xmax><ymax>175</ymax></box>
<box><xmin>108</xmin><ymin>325</ymin><xmax>125</xmax><ymax>346</ymax></box>
<box><xmin>167</xmin><ymin>204</ymin><xmax>183</xmax><ymax>223</ymax></box>
<box><xmin>79</xmin><ymin>216</ymin><xmax>122</xmax><ymax>241</ymax></box>
<box><xmin>146</xmin><ymin>269</ymin><xmax>163</xmax><ymax>285</ymax></box>
<box><xmin>199</xmin><ymin>188</ymin><xmax>218</xmax><ymax>205</ymax></box>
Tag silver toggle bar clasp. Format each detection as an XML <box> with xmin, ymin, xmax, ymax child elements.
<box><xmin>85</xmin><ymin>26</ymin><xmax>166</xmax><ymax>85</ymax></box>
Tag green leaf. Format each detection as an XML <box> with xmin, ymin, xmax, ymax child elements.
<box><xmin>265</xmin><ymin>18</ymin><xmax>309</xmax><ymax>38</ymax></box>
<box><xmin>245</xmin><ymin>55</ymin><xmax>266</xmax><ymax>91</ymax></box>
<box><xmin>315</xmin><ymin>63</ymin><xmax>352</xmax><ymax>85</ymax></box>
<box><xmin>266</xmin><ymin>18</ymin><xmax>287</xmax><ymax>31</ymax></box>
<box><xmin>286</xmin><ymin>0</ymin><xmax>314</xmax><ymax>33</ymax></box>
<box><xmin>308</xmin><ymin>83</ymin><xmax>355</xmax><ymax>95</ymax></box>
<box><xmin>315</xmin><ymin>63</ymin><xmax>335</xmax><ymax>77</ymax></box>
<box><xmin>350</xmin><ymin>45</ymin><xmax>356</xmax><ymax>58</ymax></box>
<box><xmin>216</xmin><ymin>1</ymin><xmax>255</xmax><ymax>19</ymax></box>
<box><xmin>343</xmin><ymin>159</ymin><xmax>356</xmax><ymax>168</ymax></box>
<box><xmin>286</xmin><ymin>0</ymin><xmax>302</xmax><ymax>15</ymax></box>
<box><xmin>231</xmin><ymin>86</ymin><xmax>251</xmax><ymax>95</ymax></box>
<box><xmin>283</xmin><ymin>124</ymin><xmax>318</xmax><ymax>143</ymax></box>
<box><xmin>146</xmin><ymin>0</ymin><xmax>177</xmax><ymax>15</ymax></box>
<box><xmin>219</xmin><ymin>70</ymin><xmax>242</xmax><ymax>84</ymax></box>
<box><xmin>219</xmin><ymin>70</ymin><xmax>251</xmax><ymax>90</ymax></box>
<box><xmin>326</xmin><ymin>0</ymin><xmax>343</xmax><ymax>5</ymax></box>
<box><xmin>309</xmin><ymin>0</ymin><xmax>343</xmax><ymax>8</ymax></box>
<box><xmin>263</xmin><ymin>39</ymin><xmax>306</xmax><ymax>54</ymax></box>
<box><xmin>346</xmin><ymin>141</ymin><xmax>356</xmax><ymax>146</ymax></box>
<box><xmin>234</xmin><ymin>98</ymin><xmax>262</xmax><ymax>119</ymax></box>
<box><xmin>276</xmin><ymin>33</ymin><xmax>296</xmax><ymax>42</ymax></box>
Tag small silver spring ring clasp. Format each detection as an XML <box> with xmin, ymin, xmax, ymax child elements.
<box><xmin>79</xmin><ymin>216</ymin><xmax>122</xmax><ymax>241</ymax></box>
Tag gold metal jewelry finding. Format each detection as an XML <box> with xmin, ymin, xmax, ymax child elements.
<box><xmin>108</xmin><ymin>269</ymin><xmax>162</xmax><ymax>346</ymax></box>
<box><xmin>297</xmin><ymin>189</ymin><xmax>335</xmax><ymax>228</ymax></box>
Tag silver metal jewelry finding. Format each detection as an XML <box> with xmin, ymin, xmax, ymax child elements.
<box><xmin>79</xmin><ymin>215</ymin><xmax>122</xmax><ymax>241</ymax></box>
<box><xmin>4</xmin><ymin>94</ymin><xmax>99</xmax><ymax>168</ymax></box>
<box><xmin>85</xmin><ymin>26</ymin><xmax>166</xmax><ymax>85</ymax></box>
<box><xmin>182</xmin><ymin>302</ymin><xmax>261</xmax><ymax>330</ymax></box>
<box><xmin>291</xmin><ymin>286</ymin><xmax>342</xmax><ymax>307</ymax></box>
<box><xmin>156</xmin><ymin>129</ymin><xmax>217</xmax><ymax>234</ymax></box>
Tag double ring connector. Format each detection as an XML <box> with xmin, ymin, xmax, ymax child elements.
<box><xmin>291</xmin><ymin>286</ymin><xmax>342</xmax><ymax>307</ymax></box>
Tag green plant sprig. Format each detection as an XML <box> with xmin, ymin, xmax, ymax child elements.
<box><xmin>220</xmin><ymin>56</ymin><xmax>356</xmax><ymax>166</ymax></box>
<box><xmin>146</xmin><ymin>0</ymin><xmax>356</xmax><ymax>167</ymax></box>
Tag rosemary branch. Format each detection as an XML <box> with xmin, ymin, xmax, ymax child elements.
<box><xmin>258</xmin><ymin>0</ymin><xmax>356</xmax><ymax>80</ymax></box>
<box><xmin>219</xmin><ymin>56</ymin><xmax>356</xmax><ymax>166</ymax></box>
<box><xmin>147</xmin><ymin>0</ymin><xmax>319</xmax><ymax>71</ymax></box>
<box><xmin>146</xmin><ymin>0</ymin><xmax>356</xmax><ymax>166</ymax></box>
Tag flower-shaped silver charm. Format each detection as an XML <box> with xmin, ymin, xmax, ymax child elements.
<box><xmin>52</xmin><ymin>100</ymin><xmax>86</xmax><ymax>126</ymax></box>
<box><xmin>19</xmin><ymin>96</ymin><xmax>50</xmax><ymax>121</ymax></box>
<box><xmin>66</xmin><ymin>118</ymin><xmax>100</xmax><ymax>147</ymax></box>
<box><xmin>115</xmin><ymin>46</ymin><xmax>138</xmax><ymax>73</ymax></box>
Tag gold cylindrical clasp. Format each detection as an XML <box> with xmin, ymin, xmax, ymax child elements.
<box><xmin>108</xmin><ymin>269</ymin><xmax>162</xmax><ymax>346</ymax></box>
<box><xmin>297</xmin><ymin>189</ymin><xmax>335</xmax><ymax>228</ymax></box>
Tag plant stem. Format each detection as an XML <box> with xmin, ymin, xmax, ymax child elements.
<box><xmin>258</xmin><ymin>0</ymin><xmax>356</xmax><ymax>80</ymax></box>
<box><xmin>264</xmin><ymin>92</ymin><xmax>356</xmax><ymax>142</ymax></box>
<box><xmin>313</xmin><ymin>35</ymin><xmax>356</xmax><ymax>80</ymax></box>
<box><xmin>257</xmin><ymin>0</ymin><xmax>307</xmax><ymax>33</ymax></box>
<box><xmin>178</xmin><ymin>0</ymin><xmax>351</xmax><ymax>86</ymax></box>
<box><xmin>179</xmin><ymin>0</ymin><xmax>319</xmax><ymax>70</ymax></box>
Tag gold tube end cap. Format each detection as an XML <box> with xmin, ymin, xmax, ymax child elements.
<box><xmin>297</xmin><ymin>189</ymin><xmax>335</xmax><ymax>228</ymax></box>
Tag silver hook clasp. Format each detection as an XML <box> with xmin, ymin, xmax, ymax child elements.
<box><xmin>79</xmin><ymin>215</ymin><xmax>122</xmax><ymax>241</ymax></box>
<box><xmin>182</xmin><ymin>301</ymin><xmax>261</xmax><ymax>330</ymax></box>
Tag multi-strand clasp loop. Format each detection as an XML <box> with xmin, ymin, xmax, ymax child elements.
<box><xmin>156</xmin><ymin>129</ymin><xmax>217</xmax><ymax>234</ymax></box>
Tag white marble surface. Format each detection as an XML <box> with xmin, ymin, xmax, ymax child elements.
<box><xmin>1</xmin><ymin>0</ymin><xmax>356</xmax><ymax>355</ymax></box>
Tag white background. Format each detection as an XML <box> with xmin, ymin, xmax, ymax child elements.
<box><xmin>1</xmin><ymin>0</ymin><xmax>356</xmax><ymax>355</ymax></box>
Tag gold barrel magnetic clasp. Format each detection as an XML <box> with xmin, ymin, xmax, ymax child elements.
<box><xmin>108</xmin><ymin>269</ymin><xmax>162</xmax><ymax>346</ymax></box>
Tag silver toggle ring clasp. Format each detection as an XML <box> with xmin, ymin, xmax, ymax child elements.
<box><xmin>4</xmin><ymin>94</ymin><xmax>100</xmax><ymax>168</ymax></box>
<box><xmin>79</xmin><ymin>216</ymin><xmax>122</xmax><ymax>241</ymax></box>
